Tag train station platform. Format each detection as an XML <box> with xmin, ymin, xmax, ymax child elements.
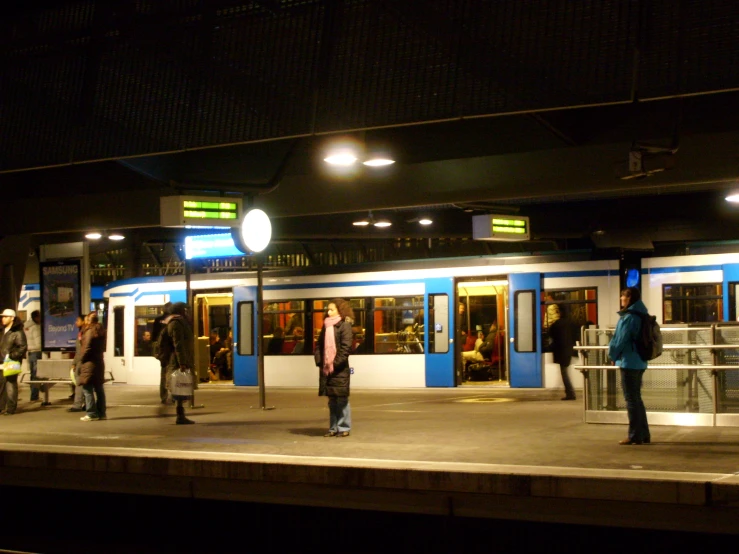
<box><xmin>1</xmin><ymin>384</ymin><xmax>738</xmax><ymax>545</ymax></box>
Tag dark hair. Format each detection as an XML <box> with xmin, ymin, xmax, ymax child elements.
<box><xmin>171</xmin><ymin>302</ymin><xmax>188</xmax><ymax>316</ymax></box>
<box><xmin>87</xmin><ymin>311</ymin><xmax>99</xmax><ymax>324</ymax></box>
<box><xmin>163</xmin><ymin>301</ymin><xmax>173</xmax><ymax>315</ymax></box>
<box><xmin>31</xmin><ymin>310</ymin><xmax>40</xmax><ymax>319</ymax></box>
<box><xmin>622</xmin><ymin>286</ymin><xmax>641</xmax><ymax>307</ymax></box>
<box><xmin>332</xmin><ymin>298</ymin><xmax>354</xmax><ymax>320</ymax></box>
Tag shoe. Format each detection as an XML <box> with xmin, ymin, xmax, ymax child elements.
<box><xmin>176</xmin><ymin>417</ymin><xmax>195</xmax><ymax>425</ymax></box>
<box><xmin>324</xmin><ymin>431</ymin><xmax>337</xmax><ymax>437</ymax></box>
<box><xmin>337</xmin><ymin>431</ymin><xmax>350</xmax><ymax>437</ymax></box>
<box><xmin>618</xmin><ymin>438</ymin><xmax>643</xmax><ymax>445</ymax></box>
<box><xmin>98</xmin><ymin>415</ymin><xmax>107</xmax><ymax>420</ymax></box>
<box><xmin>67</xmin><ymin>394</ymin><xmax>75</xmax><ymax>400</ymax></box>
<box><xmin>2</xmin><ymin>412</ymin><xmax>14</xmax><ymax>416</ymax></box>
<box><xmin>561</xmin><ymin>396</ymin><xmax>577</xmax><ymax>401</ymax></box>
<box><xmin>80</xmin><ymin>415</ymin><xmax>99</xmax><ymax>421</ymax></box>
<box><xmin>67</xmin><ymin>407</ymin><xmax>84</xmax><ymax>412</ymax></box>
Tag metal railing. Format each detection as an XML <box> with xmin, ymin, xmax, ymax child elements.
<box><xmin>574</xmin><ymin>323</ymin><xmax>739</xmax><ymax>427</ymax></box>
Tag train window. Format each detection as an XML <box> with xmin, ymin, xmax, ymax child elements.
<box><xmin>541</xmin><ymin>288</ymin><xmax>598</xmax><ymax>332</ymax></box>
<box><xmin>134</xmin><ymin>306</ymin><xmax>167</xmax><ymax>357</ymax></box>
<box><xmin>263</xmin><ymin>300</ymin><xmax>306</xmax><ymax>355</ymax></box>
<box><xmin>429</xmin><ymin>294</ymin><xmax>449</xmax><ymax>354</ymax></box>
<box><xmin>372</xmin><ymin>296</ymin><xmax>424</xmax><ymax>354</ymax></box>
<box><xmin>237</xmin><ymin>301</ymin><xmax>254</xmax><ymax>356</ymax></box>
<box><xmin>515</xmin><ymin>291</ymin><xmax>535</xmax><ymax>352</ymax></box>
<box><xmin>663</xmin><ymin>284</ymin><xmax>723</xmax><ymax>323</ymax></box>
<box><xmin>311</xmin><ymin>299</ymin><xmax>367</xmax><ymax>355</ymax></box>
<box><xmin>113</xmin><ymin>306</ymin><xmax>124</xmax><ymax>357</ymax></box>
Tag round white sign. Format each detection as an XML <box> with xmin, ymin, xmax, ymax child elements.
<box><xmin>240</xmin><ymin>208</ymin><xmax>271</xmax><ymax>253</ymax></box>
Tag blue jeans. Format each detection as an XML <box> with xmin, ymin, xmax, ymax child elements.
<box><xmin>328</xmin><ymin>396</ymin><xmax>351</xmax><ymax>433</ymax></box>
<box><xmin>621</xmin><ymin>369</ymin><xmax>650</xmax><ymax>443</ymax></box>
<box><xmin>82</xmin><ymin>382</ymin><xmax>107</xmax><ymax>418</ymax></box>
<box><xmin>28</xmin><ymin>351</ymin><xmax>41</xmax><ymax>401</ymax></box>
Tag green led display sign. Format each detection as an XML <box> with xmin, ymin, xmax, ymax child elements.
<box><xmin>161</xmin><ymin>196</ymin><xmax>243</xmax><ymax>227</ymax></box>
<box><xmin>472</xmin><ymin>214</ymin><xmax>530</xmax><ymax>242</ymax></box>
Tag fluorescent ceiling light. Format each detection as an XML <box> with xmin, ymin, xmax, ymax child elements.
<box><xmin>373</xmin><ymin>220</ymin><xmax>392</xmax><ymax>228</ymax></box>
<box><xmin>726</xmin><ymin>193</ymin><xmax>739</xmax><ymax>203</ymax></box>
<box><xmin>353</xmin><ymin>220</ymin><xmax>370</xmax><ymax>226</ymax></box>
<box><xmin>108</xmin><ymin>234</ymin><xmax>125</xmax><ymax>241</ymax></box>
<box><xmin>85</xmin><ymin>232</ymin><xmax>102</xmax><ymax>240</ymax></box>
<box><xmin>324</xmin><ymin>153</ymin><xmax>358</xmax><ymax>166</ymax></box>
<box><xmin>363</xmin><ymin>158</ymin><xmax>395</xmax><ymax>167</ymax></box>
<box><xmin>418</xmin><ymin>218</ymin><xmax>433</xmax><ymax>225</ymax></box>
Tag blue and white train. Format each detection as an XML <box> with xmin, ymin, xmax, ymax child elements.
<box><xmin>18</xmin><ymin>248</ymin><xmax>739</xmax><ymax>390</ymax></box>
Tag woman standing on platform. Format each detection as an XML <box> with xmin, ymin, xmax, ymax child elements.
<box><xmin>315</xmin><ymin>299</ymin><xmax>354</xmax><ymax>437</ymax></box>
<box><xmin>608</xmin><ymin>287</ymin><xmax>651</xmax><ymax>445</ymax></box>
<box><xmin>78</xmin><ymin>312</ymin><xmax>107</xmax><ymax>421</ymax></box>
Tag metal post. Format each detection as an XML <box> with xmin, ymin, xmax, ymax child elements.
<box><xmin>185</xmin><ymin>259</ymin><xmax>203</xmax><ymax>409</ymax></box>
<box><xmin>256</xmin><ymin>256</ymin><xmax>273</xmax><ymax>410</ymax></box>
<box><xmin>711</xmin><ymin>324</ymin><xmax>718</xmax><ymax>427</ymax></box>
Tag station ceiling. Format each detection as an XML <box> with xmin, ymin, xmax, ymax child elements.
<box><xmin>2</xmin><ymin>1</ymin><xmax>739</xmax><ymax>254</ymax></box>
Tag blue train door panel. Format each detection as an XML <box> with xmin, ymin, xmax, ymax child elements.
<box><xmin>723</xmin><ymin>264</ymin><xmax>739</xmax><ymax>321</ymax></box>
<box><xmin>233</xmin><ymin>285</ymin><xmax>258</xmax><ymax>386</ymax></box>
<box><xmin>508</xmin><ymin>273</ymin><xmax>542</xmax><ymax>388</ymax></box>
<box><xmin>425</xmin><ymin>277</ymin><xmax>454</xmax><ymax>387</ymax></box>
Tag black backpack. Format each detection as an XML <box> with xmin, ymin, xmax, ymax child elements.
<box><xmin>635</xmin><ymin>312</ymin><xmax>663</xmax><ymax>361</ymax></box>
<box><xmin>155</xmin><ymin>324</ymin><xmax>174</xmax><ymax>363</ymax></box>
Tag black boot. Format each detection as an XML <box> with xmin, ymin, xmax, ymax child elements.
<box><xmin>176</xmin><ymin>404</ymin><xmax>194</xmax><ymax>425</ymax></box>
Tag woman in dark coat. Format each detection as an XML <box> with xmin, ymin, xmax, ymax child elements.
<box><xmin>315</xmin><ymin>298</ymin><xmax>354</xmax><ymax>437</ymax></box>
<box><xmin>78</xmin><ymin>312</ymin><xmax>107</xmax><ymax>421</ymax></box>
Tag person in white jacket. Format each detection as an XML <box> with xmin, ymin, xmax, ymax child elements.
<box><xmin>24</xmin><ymin>310</ymin><xmax>42</xmax><ymax>402</ymax></box>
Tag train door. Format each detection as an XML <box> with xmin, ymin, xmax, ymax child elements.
<box><xmin>723</xmin><ymin>263</ymin><xmax>739</xmax><ymax>321</ymax></box>
<box><xmin>233</xmin><ymin>286</ymin><xmax>258</xmax><ymax>386</ymax></box>
<box><xmin>193</xmin><ymin>292</ymin><xmax>234</xmax><ymax>384</ymax></box>
<box><xmin>508</xmin><ymin>273</ymin><xmax>542</xmax><ymax>387</ymax></box>
<box><xmin>457</xmin><ymin>278</ymin><xmax>509</xmax><ymax>386</ymax></box>
<box><xmin>425</xmin><ymin>277</ymin><xmax>454</xmax><ymax>386</ymax></box>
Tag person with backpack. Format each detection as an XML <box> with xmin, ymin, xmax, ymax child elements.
<box><xmin>153</xmin><ymin>302</ymin><xmax>173</xmax><ymax>405</ymax></box>
<box><xmin>608</xmin><ymin>287</ymin><xmax>651</xmax><ymax>445</ymax></box>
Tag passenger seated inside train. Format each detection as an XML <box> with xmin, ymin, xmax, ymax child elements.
<box><xmin>290</xmin><ymin>326</ymin><xmax>305</xmax><ymax>354</ymax></box>
<box><xmin>267</xmin><ymin>327</ymin><xmax>285</xmax><ymax>354</ymax></box>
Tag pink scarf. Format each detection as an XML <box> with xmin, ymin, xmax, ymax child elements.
<box><xmin>322</xmin><ymin>315</ymin><xmax>342</xmax><ymax>376</ymax></box>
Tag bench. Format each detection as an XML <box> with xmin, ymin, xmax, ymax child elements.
<box><xmin>22</xmin><ymin>360</ymin><xmax>115</xmax><ymax>406</ymax></box>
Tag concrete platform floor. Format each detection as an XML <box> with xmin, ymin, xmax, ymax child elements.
<box><xmin>2</xmin><ymin>383</ymin><xmax>739</xmax><ymax>474</ymax></box>
<box><xmin>3</xmin><ymin>384</ymin><xmax>739</xmax><ymax>537</ymax></box>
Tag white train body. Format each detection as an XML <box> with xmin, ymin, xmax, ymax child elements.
<box><xmin>86</xmin><ymin>249</ymin><xmax>739</xmax><ymax>389</ymax></box>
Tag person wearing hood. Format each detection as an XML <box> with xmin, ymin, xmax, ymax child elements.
<box><xmin>608</xmin><ymin>287</ymin><xmax>651</xmax><ymax>445</ymax></box>
<box><xmin>161</xmin><ymin>302</ymin><xmax>195</xmax><ymax>424</ymax></box>
<box><xmin>315</xmin><ymin>298</ymin><xmax>354</xmax><ymax>437</ymax></box>
<box><xmin>0</xmin><ymin>309</ymin><xmax>27</xmax><ymax>415</ymax></box>
<box><xmin>78</xmin><ymin>312</ymin><xmax>107</xmax><ymax>421</ymax></box>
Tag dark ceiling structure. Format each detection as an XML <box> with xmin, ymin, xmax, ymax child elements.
<box><xmin>1</xmin><ymin>0</ymin><xmax>739</xmax><ymax>262</ymax></box>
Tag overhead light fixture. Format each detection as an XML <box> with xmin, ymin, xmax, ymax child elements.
<box><xmin>324</xmin><ymin>152</ymin><xmax>358</xmax><ymax>166</ymax></box>
<box><xmin>85</xmin><ymin>232</ymin><xmax>102</xmax><ymax>240</ymax></box>
<box><xmin>108</xmin><ymin>234</ymin><xmax>125</xmax><ymax>241</ymax></box>
<box><xmin>362</xmin><ymin>157</ymin><xmax>395</xmax><ymax>167</ymax></box>
<box><xmin>726</xmin><ymin>193</ymin><xmax>739</xmax><ymax>203</ymax></box>
<box><xmin>418</xmin><ymin>218</ymin><xmax>433</xmax><ymax>225</ymax></box>
<box><xmin>352</xmin><ymin>211</ymin><xmax>391</xmax><ymax>228</ymax></box>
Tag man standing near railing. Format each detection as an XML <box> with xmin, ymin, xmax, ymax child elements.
<box><xmin>608</xmin><ymin>287</ymin><xmax>651</xmax><ymax>446</ymax></box>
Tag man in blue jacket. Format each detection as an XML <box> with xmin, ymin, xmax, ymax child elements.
<box><xmin>608</xmin><ymin>287</ymin><xmax>651</xmax><ymax>445</ymax></box>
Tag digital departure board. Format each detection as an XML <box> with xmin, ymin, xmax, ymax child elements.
<box><xmin>160</xmin><ymin>195</ymin><xmax>243</xmax><ymax>227</ymax></box>
<box><xmin>472</xmin><ymin>214</ymin><xmax>530</xmax><ymax>241</ymax></box>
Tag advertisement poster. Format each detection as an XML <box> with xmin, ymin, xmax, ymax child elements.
<box><xmin>40</xmin><ymin>260</ymin><xmax>81</xmax><ymax>351</ymax></box>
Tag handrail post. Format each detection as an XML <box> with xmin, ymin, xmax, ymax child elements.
<box><xmin>712</xmin><ymin>324</ymin><xmax>718</xmax><ymax>427</ymax></box>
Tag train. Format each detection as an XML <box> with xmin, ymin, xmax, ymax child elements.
<box><xmin>18</xmin><ymin>246</ymin><xmax>739</xmax><ymax>390</ymax></box>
